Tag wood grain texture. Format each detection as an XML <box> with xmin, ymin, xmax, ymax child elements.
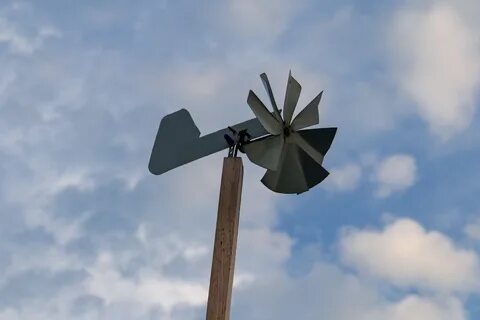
<box><xmin>206</xmin><ymin>157</ymin><xmax>243</xmax><ymax>320</ymax></box>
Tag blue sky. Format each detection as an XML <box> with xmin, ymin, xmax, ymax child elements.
<box><xmin>0</xmin><ymin>0</ymin><xmax>480</xmax><ymax>319</ymax></box>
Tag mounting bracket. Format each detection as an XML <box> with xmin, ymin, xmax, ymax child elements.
<box><xmin>224</xmin><ymin>127</ymin><xmax>251</xmax><ymax>157</ymax></box>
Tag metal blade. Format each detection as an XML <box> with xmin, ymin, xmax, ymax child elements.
<box><xmin>296</xmin><ymin>128</ymin><xmax>337</xmax><ymax>156</ymax></box>
<box><xmin>243</xmin><ymin>135</ymin><xmax>284</xmax><ymax>171</ymax></box>
<box><xmin>291</xmin><ymin>91</ymin><xmax>322</xmax><ymax>130</ymax></box>
<box><xmin>290</xmin><ymin>131</ymin><xmax>324</xmax><ymax>165</ymax></box>
<box><xmin>260</xmin><ymin>73</ymin><xmax>282</xmax><ymax>122</ymax></box>
<box><xmin>297</xmin><ymin>148</ymin><xmax>330</xmax><ymax>189</ymax></box>
<box><xmin>283</xmin><ymin>71</ymin><xmax>302</xmax><ymax>125</ymax></box>
<box><xmin>261</xmin><ymin>142</ymin><xmax>309</xmax><ymax>194</ymax></box>
<box><xmin>247</xmin><ymin>90</ymin><xmax>283</xmax><ymax>135</ymax></box>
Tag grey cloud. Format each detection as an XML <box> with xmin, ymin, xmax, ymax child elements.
<box><xmin>0</xmin><ymin>269</ymin><xmax>86</xmax><ymax>309</ymax></box>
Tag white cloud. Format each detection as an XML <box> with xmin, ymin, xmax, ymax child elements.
<box><xmin>366</xmin><ymin>295</ymin><xmax>465</xmax><ymax>320</ymax></box>
<box><xmin>464</xmin><ymin>221</ymin><xmax>480</xmax><ymax>240</ymax></box>
<box><xmin>233</xmin><ymin>257</ymin><xmax>468</xmax><ymax>320</ymax></box>
<box><xmin>236</xmin><ymin>228</ymin><xmax>292</xmax><ymax>278</ymax></box>
<box><xmin>390</xmin><ymin>2</ymin><xmax>480</xmax><ymax>138</ymax></box>
<box><xmin>374</xmin><ymin>154</ymin><xmax>417</xmax><ymax>197</ymax></box>
<box><xmin>169</xmin><ymin>67</ymin><xmax>228</xmax><ymax>102</ymax></box>
<box><xmin>85</xmin><ymin>252</ymin><xmax>208</xmax><ymax>312</ymax></box>
<box><xmin>225</xmin><ymin>0</ymin><xmax>305</xmax><ymax>40</ymax></box>
<box><xmin>0</xmin><ymin>16</ymin><xmax>60</xmax><ymax>55</ymax></box>
<box><xmin>325</xmin><ymin>163</ymin><xmax>362</xmax><ymax>192</ymax></box>
<box><xmin>340</xmin><ymin>218</ymin><xmax>480</xmax><ymax>293</ymax></box>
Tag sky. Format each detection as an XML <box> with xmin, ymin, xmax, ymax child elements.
<box><xmin>0</xmin><ymin>0</ymin><xmax>480</xmax><ymax>319</ymax></box>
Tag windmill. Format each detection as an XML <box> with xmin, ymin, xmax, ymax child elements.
<box><xmin>149</xmin><ymin>72</ymin><xmax>336</xmax><ymax>319</ymax></box>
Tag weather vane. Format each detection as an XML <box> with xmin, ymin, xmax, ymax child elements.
<box><xmin>149</xmin><ymin>71</ymin><xmax>336</xmax><ymax>319</ymax></box>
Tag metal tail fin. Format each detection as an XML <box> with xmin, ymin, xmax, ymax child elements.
<box><xmin>148</xmin><ymin>109</ymin><xmax>201</xmax><ymax>175</ymax></box>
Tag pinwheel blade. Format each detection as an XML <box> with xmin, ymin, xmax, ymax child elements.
<box><xmin>260</xmin><ymin>73</ymin><xmax>282</xmax><ymax>121</ymax></box>
<box><xmin>261</xmin><ymin>142</ymin><xmax>309</xmax><ymax>194</ymax></box>
<box><xmin>247</xmin><ymin>90</ymin><xmax>283</xmax><ymax>135</ymax></box>
<box><xmin>290</xmin><ymin>131</ymin><xmax>324</xmax><ymax>165</ymax></box>
<box><xmin>291</xmin><ymin>91</ymin><xmax>322</xmax><ymax>131</ymax></box>
<box><xmin>297</xmin><ymin>148</ymin><xmax>330</xmax><ymax>188</ymax></box>
<box><xmin>243</xmin><ymin>135</ymin><xmax>284</xmax><ymax>171</ymax></box>
<box><xmin>283</xmin><ymin>71</ymin><xmax>302</xmax><ymax>125</ymax></box>
<box><xmin>243</xmin><ymin>73</ymin><xmax>336</xmax><ymax>194</ymax></box>
<box><xmin>297</xmin><ymin>128</ymin><xmax>337</xmax><ymax>156</ymax></box>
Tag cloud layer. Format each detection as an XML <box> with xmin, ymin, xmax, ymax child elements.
<box><xmin>0</xmin><ymin>0</ymin><xmax>480</xmax><ymax>319</ymax></box>
<box><xmin>390</xmin><ymin>2</ymin><xmax>480</xmax><ymax>138</ymax></box>
<box><xmin>340</xmin><ymin>218</ymin><xmax>480</xmax><ymax>292</ymax></box>
<box><xmin>374</xmin><ymin>154</ymin><xmax>417</xmax><ymax>198</ymax></box>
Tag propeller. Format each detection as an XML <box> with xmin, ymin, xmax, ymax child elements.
<box><xmin>243</xmin><ymin>72</ymin><xmax>336</xmax><ymax>194</ymax></box>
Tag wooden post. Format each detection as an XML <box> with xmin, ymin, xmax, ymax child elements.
<box><xmin>206</xmin><ymin>157</ymin><xmax>243</xmax><ymax>320</ymax></box>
